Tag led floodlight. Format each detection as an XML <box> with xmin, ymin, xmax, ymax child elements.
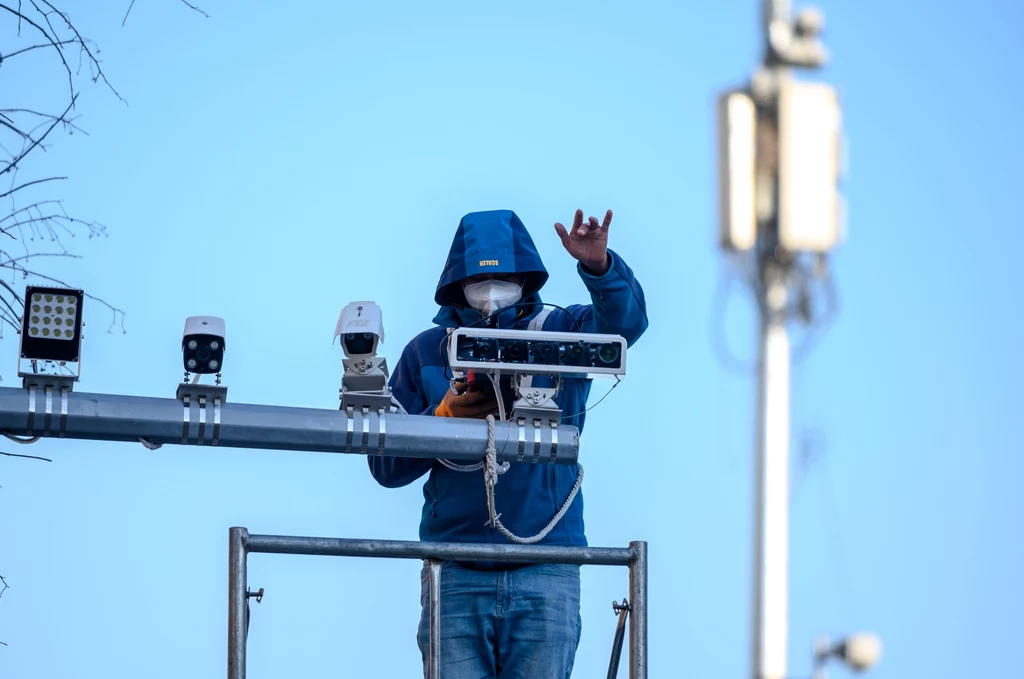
<box><xmin>447</xmin><ymin>328</ymin><xmax>627</xmax><ymax>377</ymax></box>
<box><xmin>183</xmin><ymin>316</ymin><xmax>226</xmax><ymax>375</ymax></box>
<box><xmin>20</xmin><ymin>285</ymin><xmax>84</xmax><ymax>365</ymax></box>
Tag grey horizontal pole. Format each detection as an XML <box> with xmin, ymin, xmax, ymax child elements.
<box><xmin>244</xmin><ymin>533</ymin><xmax>635</xmax><ymax>566</ymax></box>
<box><xmin>0</xmin><ymin>385</ymin><xmax>579</xmax><ymax>465</ymax></box>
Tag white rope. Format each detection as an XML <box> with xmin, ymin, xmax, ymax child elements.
<box><xmin>482</xmin><ymin>414</ymin><xmax>584</xmax><ymax>545</ymax></box>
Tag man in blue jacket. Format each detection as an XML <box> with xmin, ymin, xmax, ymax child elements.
<box><xmin>369</xmin><ymin>208</ymin><xmax>648</xmax><ymax>678</ymax></box>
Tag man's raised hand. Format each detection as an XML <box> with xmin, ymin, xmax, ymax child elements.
<box><xmin>554</xmin><ymin>209</ymin><xmax>612</xmax><ymax>275</ymax></box>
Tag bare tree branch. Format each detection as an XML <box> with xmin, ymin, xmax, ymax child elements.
<box><xmin>0</xmin><ymin>0</ymin><xmax>208</xmax><ymax>649</ymax></box>
<box><xmin>123</xmin><ymin>0</ymin><xmax>208</xmax><ymax>27</ymax></box>
<box><xmin>34</xmin><ymin>0</ymin><xmax>126</xmax><ymax>105</ymax></box>
<box><xmin>178</xmin><ymin>0</ymin><xmax>209</xmax><ymax>19</ymax></box>
<box><xmin>0</xmin><ymin>2</ymin><xmax>74</xmax><ymax>100</ymax></box>
<box><xmin>0</xmin><ymin>450</ymin><xmax>52</xmax><ymax>462</ymax></box>
<box><xmin>0</xmin><ymin>37</ymin><xmax>78</xmax><ymax>62</ymax></box>
<box><xmin>0</xmin><ymin>176</ymin><xmax>65</xmax><ymax>202</ymax></box>
<box><xmin>0</xmin><ymin>95</ymin><xmax>77</xmax><ymax>178</ymax></box>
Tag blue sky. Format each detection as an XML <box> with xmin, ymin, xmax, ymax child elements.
<box><xmin>1</xmin><ymin>1</ymin><xmax>1022</xmax><ymax>677</ymax></box>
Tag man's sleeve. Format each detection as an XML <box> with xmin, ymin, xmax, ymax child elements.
<box><xmin>366</xmin><ymin>342</ymin><xmax>436</xmax><ymax>488</ymax></box>
<box><xmin>572</xmin><ymin>248</ymin><xmax>649</xmax><ymax>346</ymax></box>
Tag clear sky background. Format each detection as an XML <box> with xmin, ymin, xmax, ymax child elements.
<box><xmin>1</xmin><ymin>1</ymin><xmax>1021</xmax><ymax>677</ymax></box>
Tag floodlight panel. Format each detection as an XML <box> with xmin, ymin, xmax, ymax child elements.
<box><xmin>20</xmin><ymin>286</ymin><xmax>84</xmax><ymax>362</ymax></box>
<box><xmin>718</xmin><ymin>90</ymin><xmax>757</xmax><ymax>252</ymax></box>
<box><xmin>778</xmin><ymin>79</ymin><xmax>842</xmax><ymax>253</ymax></box>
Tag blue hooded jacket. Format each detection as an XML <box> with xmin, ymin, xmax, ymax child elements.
<box><xmin>368</xmin><ymin>209</ymin><xmax>648</xmax><ymax>549</ymax></box>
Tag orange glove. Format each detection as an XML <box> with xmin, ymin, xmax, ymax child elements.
<box><xmin>435</xmin><ymin>381</ymin><xmax>500</xmax><ymax>419</ymax></box>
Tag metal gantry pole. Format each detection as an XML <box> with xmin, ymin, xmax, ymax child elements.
<box><xmin>0</xmin><ymin>385</ymin><xmax>579</xmax><ymax>465</ymax></box>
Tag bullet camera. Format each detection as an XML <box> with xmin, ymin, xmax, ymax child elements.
<box><xmin>182</xmin><ymin>316</ymin><xmax>225</xmax><ymax>375</ymax></box>
<box><xmin>334</xmin><ymin>301</ymin><xmax>383</xmax><ymax>360</ymax></box>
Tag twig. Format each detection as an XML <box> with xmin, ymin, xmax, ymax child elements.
<box><xmin>123</xmin><ymin>0</ymin><xmax>209</xmax><ymax>27</ymax></box>
<box><xmin>178</xmin><ymin>0</ymin><xmax>209</xmax><ymax>19</ymax></box>
<box><xmin>0</xmin><ymin>38</ymin><xmax>78</xmax><ymax>62</ymax></box>
<box><xmin>0</xmin><ymin>95</ymin><xmax>77</xmax><ymax>177</ymax></box>
<box><xmin>35</xmin><ymin>0</ymin><xmax>126</xmax><ymax>105</ymax></box>
<box><xmin>0</xmin><ymin>2</ymin><xmax>74</xmax><ymax>101</ymax></box>
<box><xmin>120</xmin><ymin>0</ymin><xmax>136</xmax><ymax>27</ymax></box>
<box><xmin>0</xmin><ymin>176</ymin><xmax>66</xmax><ymax>202</ymax></box>
<box><xmin>0</xmin><ymin>450</ymin><xmax>51</xmax><ymax>462</ymax></box>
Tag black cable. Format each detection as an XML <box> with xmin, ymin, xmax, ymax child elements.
<box><xmin>709</xmin><ymin>266</ymin><xmax>758</xmax><ymax>375</ymax></box>
<box><xmin>463</xmin><ymin>301</ymin><xmax>584</xmax><ymax>331</ymax></box>
<box><xmin>791</xmin><ymin>264</ymin><xmax>840</xmax><ymax>366</ymax></box>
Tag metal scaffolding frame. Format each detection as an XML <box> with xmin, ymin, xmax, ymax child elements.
<box><xmin>228</xmin><ymin>527</ymin><xmax>648</xmax><ymax>679</ymax></box>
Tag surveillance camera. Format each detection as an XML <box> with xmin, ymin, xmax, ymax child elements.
<box><xmin>447</xmin><ymin>327</ymin><xmax>627</xmax><ymax>378</ymax></box>
<box><xmin>182</xmin><ymin>316</ymin><xmax>225</xmax><ymax>375</ymax></box>
<box><xmin>334</xmin><ymin>301</ymin><xmax>383</xmax><ymax>359</ymax></box>
<box><xmin>840</xmin><ymin>633</ymin><xmax>882</xmax><ymax>671</ymax></box>
<box><xmin>795</xmin><ymin>7</ymin><xmax>825</xmax><ymax>38</ymax></box>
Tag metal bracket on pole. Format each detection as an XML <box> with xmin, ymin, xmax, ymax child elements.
<box><xmin>340</xmin><ymin>391</ymin><xmax>392</xmax><ymax>456</ymax></box>
<box><xmin>607</xmin><ymin>597</ymin><xmax>631</xmax><ymax>679</ymax></box>
<box><xmin>176</xmin><ymin>383</ymin><xmax>228</xmax><ymax>447</ymax></box>
<box><xmin>339</xmin><ymin>357</ymin><xmax>394</xmax><ymax>456</ymax></box>
<box><xmin>511</xmin><ymin>380</ymin><xmax>562</xmax><ymax>464</ymax></box>
<box><xmin>22</xmin><ymin>374</ymin><xmax>76</xmax><ymax>439</ymax></box>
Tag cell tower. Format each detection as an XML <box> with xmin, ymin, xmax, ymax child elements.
<box><xmin>716</xmin><ymin>2</ymin><xmax>881</xmax><ymax>679</ymax></box>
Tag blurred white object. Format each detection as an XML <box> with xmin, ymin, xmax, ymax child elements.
<box><xmin>778</xmin><ymin>78</ymin><xmax>843</xmax><ymax>253</ymax></box>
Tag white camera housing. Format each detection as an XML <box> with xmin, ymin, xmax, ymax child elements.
<box><xmin>334</xmin><ymin>301</ymin><xmax>384</xmax><ymax>360</ymax></box>
<box><xmin>184</xmin><ymin>315</ymin><xmax>225</xmax><ymax>339</ymax></box>
<box><xmin>182</xmin><ymin>315</ymin><xmax>226</xmax><ymax>375</ymax></box>
<box><xmin>447</xmin><ymin>327</ymin><xmax>627</xmax><ymax>378</ymax></box>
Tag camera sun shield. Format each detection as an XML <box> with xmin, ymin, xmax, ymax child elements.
<box><xmin>448</xmin><ymin>327</ymin><xmax>627</xmax><ymax>377</ymax></box>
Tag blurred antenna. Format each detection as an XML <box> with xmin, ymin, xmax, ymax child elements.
<box><xmin>715</xmin><ymin>2</ymin><xmax>878</xmax><ymax>679</ymax></box>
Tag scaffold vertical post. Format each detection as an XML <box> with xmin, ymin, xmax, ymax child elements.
<box><xmin>228</xmin><ymin>527</ymin><xmax>249</xmax><ymax>679</ymax></box>
<box><xmin>629</xmin><ymin>540</ymin><xmax>648</xmax><ymax>679</ymax></box>
<box><xmin>428</xmin><ymin>560</ymin><xmax>442</xmax><ymax>678</ymax></box>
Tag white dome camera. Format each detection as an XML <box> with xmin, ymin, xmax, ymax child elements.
<box><xmin>841</xmin><ymin>633</ymin><xmax>883</xmax><ymax>671</ymax></box>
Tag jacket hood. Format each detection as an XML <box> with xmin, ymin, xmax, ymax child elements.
<box><xmin>432</xmin><ymin>209</ymin><xmax>548</xmax><ymax>326</ymax></box>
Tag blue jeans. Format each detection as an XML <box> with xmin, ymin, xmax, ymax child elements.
<box><xmin>417</xmin><ymin>560</ymin><xmax>583</xmax><ymax>678</ymax></box>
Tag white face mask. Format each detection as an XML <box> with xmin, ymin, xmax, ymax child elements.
<box><xmin>462</xmin><ymin>279</ymin><xmax>523</xmax><ymax>316</ymax></box>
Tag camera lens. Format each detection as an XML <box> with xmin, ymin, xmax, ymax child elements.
<box><xmin>197</xmin><ymin>347</ymin><xmax>211</xmax><ymax>362</ymax></box>
<box><xmin>596</xmin><ymin>343</ymin><xmax>620</xmax><ymax>366</ymax></box>
<box><xmin>345</xmin><ymin>333</ymin><xmax>375</xmax><ymax>355</ymax></box>
<box><xmin>563</xmin><ymin>342</ymin><xmax>589</xmax><ymax>366</ymax></box>
<box><xmin>502</xmin><ymin>340</ymin><xmax>528</xmax><ymax>363</ymax></box>
<box><xmin>474</xmin><ymin>339</ymin><xmax>498</xmax><ymax>359</ymax></box>
<box><xmin>530</xmin><ymin>341</ymin><xmax>559</xmax><ymax>365</ymax></box>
